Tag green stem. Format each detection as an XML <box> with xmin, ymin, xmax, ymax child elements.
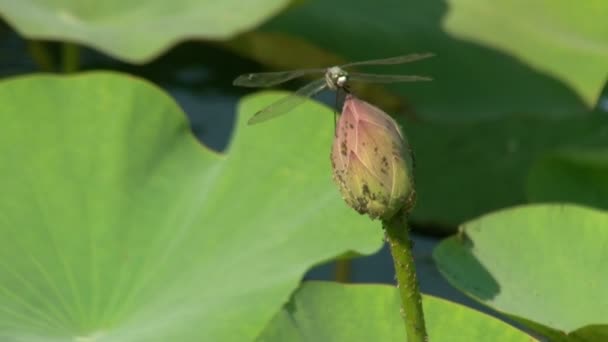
<box><xmin>27</xmin><ymin>40</ymin><xmax>55</xmax><ymax>72</ymax></box>
<box><xmin>61</xmin><ymin>42</ymin><xmax>80</xmax><ymax>73</ymax></box>
<box><xmin>334</xmin><ymin>259</ymin><xmax>352</xmax><ymax>283</ymax></box>
<box><xmin>383</xmin><ymin>213</ymin><xmax>428</xmax><ymax>342</ymax></box>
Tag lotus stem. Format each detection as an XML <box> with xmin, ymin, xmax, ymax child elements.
<box><xmin>334</xmin><ymin>259</ymin><xmax>352</xmax><ymax>283</ymax></box>
<box><xmin>62</xmin><ymin>42</ymin><xmax>80</xmax><ymax>73</ymax></box>
<box><xmin>383</xmin><ymin>212</ymin><xmax>428</xmax><ymax>342</ymax></box>
<box><xmin>27</xmin><ymin>40</ymin><xmax>54</xmax><ymax>72</ymax></box>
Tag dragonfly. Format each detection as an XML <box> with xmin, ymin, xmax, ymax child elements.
<box><xmin>233</xmin><ymin>52</ymin><xmax>434</xmax><ymax>125</ymax></box>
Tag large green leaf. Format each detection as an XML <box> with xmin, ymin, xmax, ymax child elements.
<box><xmin>0</xmin><ymin>0</ymin><xmax>290</xmax><ymax>62</ymax></box>
<box><xmin>246</xmin><ymin>0</ymin><xmax>590</xmax><ymax>122</ymax></box>
<box><xmin>433</xmin><ymin>204</ymin><xmax>608</xmax><ymax>339</ymax></box>
<box><xmin>0</xmin><ymin>73</ymin><xmax>382</xmax><ymax>341</ymax></box>
<box><xmin>406</xmin><ymin>115</ymin><xmax>608</xmax><ymax>227</ymax></box>
<box><xmin>257</xmin><ymin>281</ymin><xmax>537</xmax><ymax>341</ymax></box>
<box><xmin>444</xmin><ymin>0</ymin><xmax>608</xmax><ymax>108</ymax></box>
<box><xmin>526</xmin><ymin>147</ymin><xmax>608</xmax><ymax>210</ymax></box>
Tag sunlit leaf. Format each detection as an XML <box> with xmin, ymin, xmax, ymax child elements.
<box><xmin>0</xmin><ymin>0</ymin><xmax>291</xmax><ymax>62</ymax></box>
<box><xmin>434</xmin><ymin>204</ymin><xmax>608</xmax><ymax>339</ymax></box>
<box><xmin>444</xmin><ymin>0</ymin><xmax>608</xmax><ymax>107</ymax></box>
<box><xmin>0</xmin><ymin>74</ymin><xmax>382</xmax><ymax>341</ymax></box>
<box><xmin>257</xmin><ymin>281</ymin><xmax>537</xmax><ymax>342</ymax></box>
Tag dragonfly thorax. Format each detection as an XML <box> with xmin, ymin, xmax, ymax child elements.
<box><xmin>325</xmin><ymin>66</ymin><xmax>349</xmax><ymax>90</ymax></box>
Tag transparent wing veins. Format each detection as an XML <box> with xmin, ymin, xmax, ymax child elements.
<box><xmin>341</xmin><ymin>52</ymin><xmax>435</xmax><ymax>68</ymax></box>
<box><xmin>348</xmin><ymin>73</ymin><xmax>432</xmax><ymax>83</ymax></box>
<box><xmin>233</xmin><ymin>69</ymin><xmax>324</xmax><ymax>88</ymax></box>
<box><xmin>247</xmin><ymin>78</ymin><xmax>328</xmax><ymax>125</ymax></box>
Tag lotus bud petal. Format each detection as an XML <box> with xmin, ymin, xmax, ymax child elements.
<box><xmin>331</xmin><ymin>94</ymin><xmax>415</xmax><ymax>220</ymax></box>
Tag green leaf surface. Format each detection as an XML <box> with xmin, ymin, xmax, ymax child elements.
<box><xmin>444</xmin><ymin>0</ymin><xmax>608</xmax><ymax>108</ymax></box>
<box><xmin>433</xmin><ymin>204</ymin><xmax>608</xmax><ymax>338</ymax></box>
<box><xmin>0</xmin><ymin>0</ymin><xmax>290</xmax><ymax>62</ymax></box>
<box><xmin>257</xmin><ymin>281</ymin><xmax>537</xmax><ymax>342</ymax></box>
<box><xmin>405</xmin><ymin>114</ymin><xmax>608</xmax><ymax>227</ymax></box>
<box><xmin>0</xmin><ymin>73</ymin><xmax>382</xmax><ymax>341</ymax></box>
<box><xmin>253</xmin><ymin>0</ymin><xmax>589</xmax><ymax>122</ymax></box>
<box><xmin>526</xmin><ymin>147</ymin><xmax>608</xmax><ymax>210</ymax></box>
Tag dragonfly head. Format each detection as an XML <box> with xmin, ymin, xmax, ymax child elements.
<box><xmin>326</xmin><ymin>66</ymin><xmax>349</xmax><ymax>90</ymax></box>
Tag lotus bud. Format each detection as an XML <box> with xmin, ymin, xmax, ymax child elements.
<box><xmin>331</xmin><ymin>94</ymin><xmax>415</xmax><ymax>220</ymax></box>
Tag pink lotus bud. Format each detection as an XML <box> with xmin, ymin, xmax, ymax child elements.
<box><xmin>331</xmin><ymin>94</ymin><xmax>415</xmax><ymax>220</ymax></box>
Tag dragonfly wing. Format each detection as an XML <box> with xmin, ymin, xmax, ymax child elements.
<box><xmin>341</xmin><ymin>52</ymin><xmax>435</xmax><ymax>68</ymax></box>
<box><xmin>233</xmin><ymin>69</ymin><xmax>324</xmax><ymax>88</ymax></box>
<box><xmin>248</xmin><ymin>78</ymin><xmax>328</xmax><ymax>125</ymax></box>
<box><xmin>348</xmin><ymin>73</ymin><xmax>432</xmax><ymax>83</ymax></box>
